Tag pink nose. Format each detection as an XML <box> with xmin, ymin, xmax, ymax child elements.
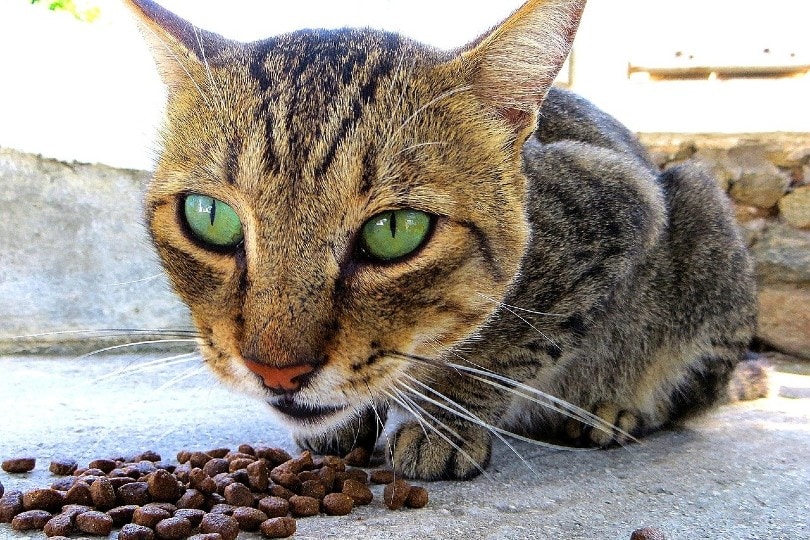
<box><xmin>242</xmin><ymin>358</ymin><xmax>315</xmax><ymax>392</ymax></box>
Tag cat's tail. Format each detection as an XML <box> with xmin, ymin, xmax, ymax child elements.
<box><xmin>727</xmin><ymin>353</ymin><xmax>770</xmax><ymax>402</ymax></box>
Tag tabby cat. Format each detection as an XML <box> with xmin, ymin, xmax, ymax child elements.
<box><xmin>126</xmin><ymin>0</ymin><xmax>757</xmax><ymax>480</ymax></box>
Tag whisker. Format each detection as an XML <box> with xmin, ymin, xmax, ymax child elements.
<box><xmin>154</xmin><ymin>363</ymin><xmax>209</xmax><ymax>392</ymax></box>
<box><xmin>76</xmin><ymin>338</ymin><xmax>198</xmax><ymax>359</ymax></box>
<box><xmin>8</xmin><ymin>329</ymin><xmax>199</xmax><ymax>340</ymax></box>
<box><xmin>475</xmin><ymin>292</ymin><xmax>566</xmax><ymax>318</ymax></box>
<box><xmin>91</xmin><ymin>352</ymin><xmax>201</xmax><ymax>383</ymax></box>
<box><xmin>102</xmin><ymin>274</ymin><xmax>165</xmax><ymax>287</ymax></box>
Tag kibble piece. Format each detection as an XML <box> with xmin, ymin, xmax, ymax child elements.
<box><xmin>172</xmin><ymin>463</ymin><xmax>191</xmax><ymax>484</ymax></box>
<box><xmin>205</xmin><ymin>493</ymin><xmax>227</xmax><ymax>508</ymax></box>
<box><xmin>270</xmin><ymin>468</ymin><xmax>301</xmax><ymax>491</ymax></box>
<box><xmin>299</xmin><ymin>479</ymin><xmax>326</xmax><ymax>500</ymax></box>
<box><xmin>342</xmin><ymin>479</ymin><xmax>373</xmax><ymax>505</ymax></box>
<box><xmin>119</xmin><ymin>523</ymin><xmax>156</xmax><ymax>540</ymax></box>
<box><xmin>50</xmin><ymin>477</ymin><xmax>77</xmax><ymax>491</ymax></box>
<box><xmin>247</xmin><ymin>460</ymin><xmax>270</xmax><ymax>492</ymax></box>
<box><xmin>233</xmin><ymin>506</ymin><xmax>268</xmax><ymax>532</ymax></box>
<box><xmin>177</xmin><ymin>488</ymin><xmax>206</xmax><ymax>509</ymax></box>
<box><xmin>317</xmin><ymin>466</ymin><xmax>337</xmax><ymax>491</ymax></box>
<box><xmin>260</xmin><ymin>516</ymin><xmax>297</xmax><ymax>539</ymax></box>
<box><xmin>174</xmin><ymin>508</ymin><xmax>206</xmax><ymax>527</ymax></box>
<box><xmin>89</xmin><ymin>476</ymin><xmax>117</xmax><ymax>510</ymax></box>
<box><xmin>134</xmin><ymin>450</ymin><xmax>162</xmax><ymax>462</ymax></box>
<box><xmin>208</xmin><ymin>448</ymin><xmax>231</xmax><ymax>459</ymax></box>
<box><xmin>383</xmin><ymin>479</ymin><xmax>411</xmax><ymax>510</ymax></box>
<box><xmin>189</xmin><ymin>452</ymin><xmax>214</xmax><ymax>469</ymax></box>
<box><xmin>320</xmin><ymin>455</ymin><xmax>345</xmax><ymax>471</ymax></box>
<box><xmin>200</xmin><ymin>512</ymin><xmax>240</xmax><ymax>540</ymax></box>
<box><xmin>146</xmin><ymin>501</ymin><xmax>178</xmax><ymax>514</ymax></box>
<box><xmin>176</xmin><ymin>450</ymin><xmax>192</xmax><ymax>464</ymax></box>
<box><xmin>237</xmin><ymin>444</ymin><xmax>256</xmax><ymax>456</ymax></box>
<box><xmin>63</xmin><ymin>481</ymin><xmax>93</xmax><ymax>506</ymax></box>
<box><xmin>49</xmin><ymin>459</ymin><xmax>78</xmax><ymax>476</ymax></box>
<box><xmin>203</xmin><ymin>458</ymin><xmax>230</xmax><ymax>478</ymax></box>
<box><xmin>228</xmin><ymin>457</ymin><xmax>255</xmax><ymax>472</ymax></box>
<box><xmin>208</xmin><ymin>503</ymin><xmax>236</xmax><ymax>516</ymax></box>
<box><xmin>75</xmin><ymin>510</ymin><xmax>113</xmax><ymax>536</ymax></box>
<box><xmin>188</xmin><ymin>534</ymin><xmax>223</xmax><ymax>540</ymax></box>
<box><xmin>288</xmin><ymin>495</ymin><xmax>320</xmax><ymax>517</ymax></box>
<box><xmin>344</xmin><ymin>467</ymin><xmax>369</xmax><ymax>484</ymax></box>
<box><xmin>88</xmin><ymin>459</ymin><xmax>117</xmax><ymax>474</ymax></box>
<box><xmin>405</xmin><ymin>486</ymin><xmax>429</xmax><ymax>509</ymax></box>
<box><xmin>343</xmin><ymin>446</ymin><xmax>370</xmax><ymax>467</ymax></box>
<box><xmin>255</xmin><ymin>447</ymin><xmax>292</xmax><ymax>466</ymax></box>
<box><xmin>189</xmin><ymin>468</ymin><xmax>217</xmax><ymax>494</ymax></box>
<box><xmin>258</xmin><ymin>496</ymin><xmax>289</xmax><ymax>518</ymax></box>
<box><xmin>44</xmin><ymin>513</ymin><xmax>74</xmax><ymax>537</ymax></box>
<box><xmin>155</xmin><ymin>516</ymin><xmax>192</xmax><ymax>540</ymax></box>
<box><xmin>223</xmin><ymin>482</ymin><xmax>254</xmax><ymax>507</ymax></box>
<box><xmin>322</xmin><ymin>492</ymin><xmax>354</xmax><ymax>516</ymax></box>
<box><xmin>230</xmin><ymin>468</ymin><xmax>251</xmax><ymax>487</ymax></box>
<box><xmin>11</xmin><ymin>509</ymin><xmax>53</xmax><ymax>531</ymax></box>
<box><xmin>631</xmin><ymin>527</ymin><xmax>667</xmax><ymax>540</ymax></box>
<box><xmin>107</xmin><ymin>504</ymin><xmax>139</xmax><ymax>526</ymax></box>
<box><xmin>269</xmin><ymin>485</ymin><xmax>295</xmax><ymax>500</ymax></box>
<box><xmin>2</xmin><ymin>457</ymin><xmax>36</xmax><ymax>473</ymax></box>
<box><xmin>22</xmin><ymin>488</ymin><xmax>64</xmax><ymax>512</ymax></box>
<box><xmin>370</xmin><ymin>469</ymin><xmax>396</xmax><ymax>484</ymax></box>
<box><xmin>60</xmin><ymin>504</ymin><xmax>93</xmax><ymax>518</ymax></box>
<box><xmin>117</xmin><ymin>481</ymin><xmax>151</xmax><ymax>506</ymax></box>
<box><xmin>132</xmin><ymin>505</ymin><xmax>171</xmax><ymax>528</ymax></box>
<box><xmin>0</xmin><ymin>491</ymin><xmax>24</xmax><ymax>523</ymax></box>
<box><xmin>148</xmin><ymin>469</ymin><xmax>181</xmax><ymax>502</ymax></box>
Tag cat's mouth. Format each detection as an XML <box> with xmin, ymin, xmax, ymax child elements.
<box><xmin>269</xmin><ymin>395</ymin><xmax>347</xmax><ymax>422</ymax></box>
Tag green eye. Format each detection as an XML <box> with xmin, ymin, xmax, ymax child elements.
<box><xmin>360</xmin><ymin>209</ymin><xmax>433</xmax><ymax>262</ymax></box>
<box><xmin>183</xmin><ymin>194</ymin><xmax>244</xmax><ymax>248</ymax></box>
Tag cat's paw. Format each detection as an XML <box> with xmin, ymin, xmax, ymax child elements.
<box><xmin>389</xmin><ymin>420</ymin><xmax>491</xmax><ymax>480</ymax></box>
<box><xmin>294</xmin><ymin>406</ymin><xmax>386</xmax><ymax>456</ymax></box>
<box><xmin>564</xmin><ymin>403</ymin><xmax>645</xmax><ymax>448</ymax></box>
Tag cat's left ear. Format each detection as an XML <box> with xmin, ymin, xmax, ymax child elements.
<box><xmin>458</xmin><ymin>0</ymin><xmax>586</xmax><ymax>134</ymax></box>
<box><xmin>123</xmin><ymin>0</ymin><xmax>229</xmax><ymax>92</ymax></box>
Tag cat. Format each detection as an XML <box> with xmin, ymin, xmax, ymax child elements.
<box><xmin>125</xmin><ymin>0</ymin><xmax>759</xmax><ymax>480</ymax></box>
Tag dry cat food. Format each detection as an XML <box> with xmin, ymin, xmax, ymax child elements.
<box><xmin>0</xmin><ymin>445</ymin><xmax>429</xmax><ymax>538</ymax></box>
<box><xmin>630</xmin><ymin>527</ymin><xmax>667</xmax><ymax>540</ymax></box>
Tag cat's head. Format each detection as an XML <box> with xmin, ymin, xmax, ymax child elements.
<box><xmin>127</xmin><ymin>0</ymin><xmax>584</xmax><ymax>434</ymax></box>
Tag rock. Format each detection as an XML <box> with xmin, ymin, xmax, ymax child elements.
<box><xmin>750</xmin><ymin>224</ymin><xmax>810</xmax><ymax>285</ymax></box>
<box><xmin>692</xmin><ymin>148</ymin><xmax>741</xmax><ymax>191</ymax></box>
<box><xmin>757</xmin><ymin>286</ymin><xmax>810</xmax><ymax>360</ymax></box>
<box><xmin>729</xmin><ymin>167</ymin><xmax>791</xmax><ymax>208</ymax></box>
<box><xmin>778</xmin><ymin>186</ymin><xmax>810</xmax><ymax>229</ymax></box>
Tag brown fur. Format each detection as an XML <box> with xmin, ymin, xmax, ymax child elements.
<box><xmin>126</xmin><ymin>0</ymin><xmax>758</xmax><ymax>480</ymax></box>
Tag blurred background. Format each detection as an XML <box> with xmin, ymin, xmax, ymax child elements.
<box><xmin>0</xmin><ymin>0</ymin><xmax>808</xmax><ymax>360</ymax></box>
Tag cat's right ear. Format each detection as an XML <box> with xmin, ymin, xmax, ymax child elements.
<box><xmin>122</xmin><ymin>0</ymin><xmax>228</xmax><ymax>92</ymax></box>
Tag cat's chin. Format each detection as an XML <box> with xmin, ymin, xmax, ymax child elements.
<box><xmin>265</xmin><ymin>395</ymin><xmax>351</xmax><ymax>430</ymax></box>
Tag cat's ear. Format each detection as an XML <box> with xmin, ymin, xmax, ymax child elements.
<box><xmin>123</xmin><ymin>0</ymin><xmax>228</xmax><ymax>92</ymax></box>
<box><xmin>459</xmin><ymin>0</ymin><xmax>585</xmax><ymax>133</ymax></box>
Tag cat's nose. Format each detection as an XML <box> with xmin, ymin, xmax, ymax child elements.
<box><xmin>242</xmin><ymin>358</ymin><xmax>315</xmax><ymax>393</ymax></box>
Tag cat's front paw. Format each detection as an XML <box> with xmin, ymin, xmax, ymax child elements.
<box><xmin>294</xmin><ymin>406</ymin><xmax>386</xmax><ymax>456</ymax></box>
<box><xmin>390</xmin><ymin>420</ymin><xmax>491</xmax><ymax>480</ymax></box>
<box><xmin>564</xmin><ymin>403</ymin><xmax>646</xmax><ymax>447</ymax></box>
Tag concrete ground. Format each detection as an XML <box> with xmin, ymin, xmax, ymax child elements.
<box><xmin>0</xmin><ymin>354</ymin><xmax>807</xmax><ymax>540</ymax></box>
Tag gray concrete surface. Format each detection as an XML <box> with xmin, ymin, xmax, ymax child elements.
<box><xmin>0</xmin><ymin>354</ymin><xmax>808</xmax><ymax>539</ymax></box>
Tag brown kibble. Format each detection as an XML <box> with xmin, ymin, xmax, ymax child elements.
<box><xmin>11</xmin><ymin>509</ymin><xmax>52</xmax><ymax>531</ymax></box>
<box><xmin>177</xmin><ymin>488</ymin><xmax>206</xmax><ymax>509</ymax></box>
<box><xmin>269</xmin><ymin>484</ymin><xmax>295</xmax><ymax>500</ymax></box>
<box><xmin>50</xmin><ymin>477</ymin><xmax>77</xmax><ymax>491</ymax></box>
<box><xmin>288</xmin><ymin>495</ymin><xmax>320</xmax><ymax>517</ymax></box>
<box><xmin>370</xmin><ymin>469</ymin><xmax>396</xmax><ymax>484</ymax></box>
<box><xmin>188</xmin><ymin>534</ymin><xmax>223</xmax><ymax>540</ymax></box>
<box><xmin>344</xmin><ymin>467</ymin><xmax>369</xmax><ymax>484</ymax></box>
<box><xmin>89</xmin><ymin>476</ymin><xmax>117</xmax><ymax>510</ymax></box>
<box><xmin>317</xmin><ymin>466</ymin><xmax>336</xmax><ymax>491</ymax></box>
<box><xmin>299</xmin><ymin>479</ymin><xmax>326</xmax><ymax>500</ymax></box>
<box><xmin>0</xmin><ymin>491</ymin><xmax>24</xmax><ymax>523</ymax></box>
<box><xmin>343</xmin><ymin>446</ymin><xmax>370</xmax><ymax>467</ymax></box>
<box><xmin>75</xmin><ymin>510</ymin><xmax>113</xmax><ymax>536</ymax></box>
<box><xmin>270</xmin><ymin>468</ymin><xmax>301</xmax><ymax>491</ymax></box>
<box><xmin>208</xmin><ymin>503</ymin><xmax>236</xmax><ymax>516</ymax></box>
<box><xmin>174</xmin><ymin>508</ymin><xmax>206</xmax><ymax>527</ymax></box>
<box><xmin>117</xmin><ymin>481</ymin><xmax>150</xmax><ymax>506</ymax></box>
<box><xmin>383</xmin><ymin>479</ymin><xmax>411</xmax><ymax>510</ymax></box>
<box><xmin>260</xmin><ymin>516</ymin><xmax>297</xmax><ymax>538</ymax></box>
<box><xmin>631</xmin><ymin>527</ymin><xmax>667</xmax><ymax>540</ymax></box>
<box><xmin>223</xmin><ymin>482</ymin><xmax>254</xmax><ymax>507</ymax></box>
<box><xmin>189</xmin><ymin>452</ymin><xmax>214</xmax><ymax>469</ymax></box>
<box><xmin>88</xmin><ymin>459</ymin><xmax>117</xmax><ymax>474</ymax></box>
<box><xmin>155</xmin><ymin>516</ymin><xmax>192</xmax><ymax>540</ymax></box>
<box><xmin>342</xmin><ymin>479</ymin><xmax>373</xmax><ymax>505</ymax></box>
<box><xmin>255</xmin><ymin>447</ymin><xmax>292</xmax><ymax>466</ymax></box>
<box><xmin>322</xmin><ymin>492</ymin><xmax>354</xmax><ymax>516</ymax></box>
<box><xmin>147</xmin><ymin>469</ymin><xmax>181</xmax><ymax>502</ymax></box>
<box><xmin>200</xmin><ymin>512</ymin><xmax>240</xmax><ymax>540</ymax></box>
<box><xmin>176</xmin><ymin>450</ymin><xmax>191</xmax><ymax>464</ymax></box>
<box><xmin>49</xmin><ymin>459</ymin><xmax>78</xmax><ymax>476</ymax></box>
<box><xmin>44</xmin><ymin>513</ymin><xmax>74</xmax><ymax>537</ymax></box>
<box><xmin>23</xmin><ymin>488</ymin><xmax>64</xmax><ymax>512</ymax></box>
<box><xmin>237</xmin><ymin>444</ymin><xmax>256</xmax><ymax>456</ymax></box>
<box><xmin>119</xmin><ymin>523</ymin><xmax>156</xmax><ymax>540</ymax></box>
<box><xmin>320</xmin><ymin>455</ymin><xmax>345</xmax><ymax>472</ymax></box>
<box><xmin>258</xmin><ymin>496</ymin><xmax>290</xmax><ymax>518</ymax></box>
<box><xmin>405</xmin><ymin>485</ymin><xmax>429</xmax><ymax>509</ymax></box>
<box><xmin>2</xmin><ymin>457</ymin><xmax>36</xmax><ymax>473</ymax></box>
<box><xmin>60</xmin><ymin>504</ymin><xmax>92</xmax><ymax>519</ymax></box>
<box><xmin>228</xmin><ymin>457</ymin><xmax>255</xmax><ymax>472</ymax></box>
<box><xmin>132</xmin><ymin>505</ymin><xmax>171</xmax><ymax>528</ymax></box>
<box><xmin>247</xmin><ymin>460</ymin><xmax>270</xmax><ymax>492</ymax></box>
<box><xmin>233</xmin><ymin>506</ymin><xmax>268</xmax><ymax>532</ymax></box>
<box><xmin>64</xmin><ymin>481</ymin><xmax>93</xmax><ymax>506</ymax></box>
<box><xmin>207</xmin><ymin>448</ymin><xmax>231</xmax><ymax>459</ymax></box>
<box><xmin>107</xmin><ymin>504</ymin><xmax>139</xmax><ymax>526</ymax></box>
<box><xmin>203</xmin><ymin>458</ymin><xmax>230</xmax><ymax>478</ymax></box>
<box><xmin>189</xmin><ymin>468</ymin><xmax>217</xmax><ymax>494</ymax></box>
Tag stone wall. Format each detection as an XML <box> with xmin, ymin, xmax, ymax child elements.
<box><xmin>1</xmin><ymin>134</ymin><xmax>809</xmax><ymax>358</ymax></box>
<box><xmin>639</xmin><ymin>133</ymin><xmax>810</xmax><ymax>360</ymax></box>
